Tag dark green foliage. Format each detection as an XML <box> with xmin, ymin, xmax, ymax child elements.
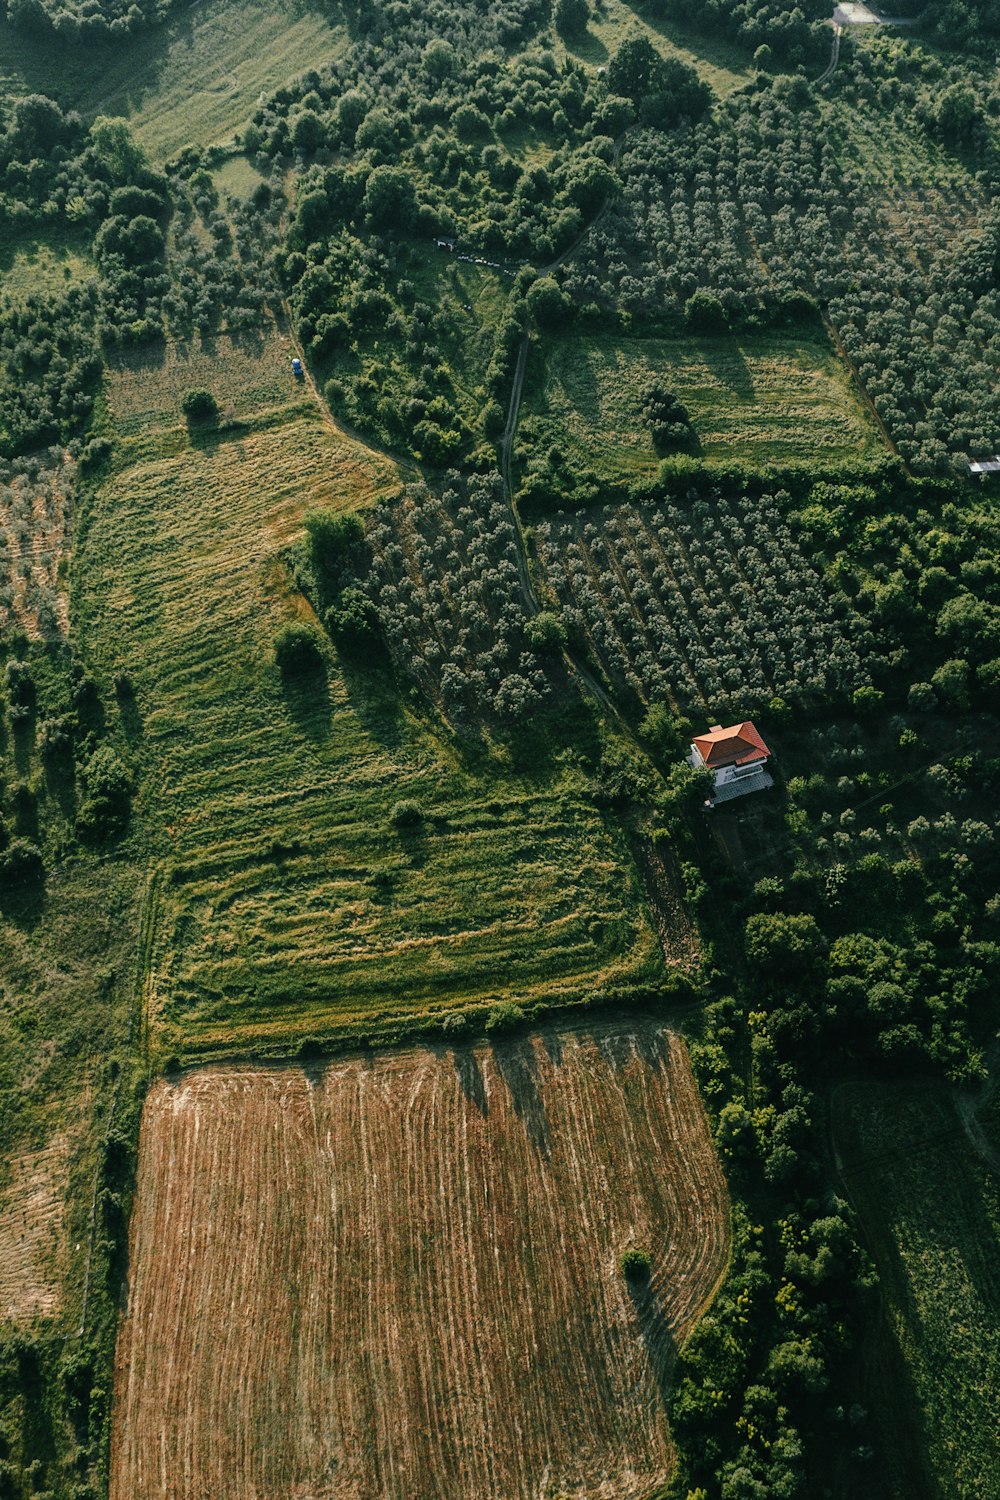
<box><xmin>390</xmin><ymin>798</ymin><xmax>423</xmax><ymax>828</ymax></box>
<box><xmin>274</xmin><ymin>622</ymin><xmax>326</xmax><ymax>676</ymax></box>
<box><xmin>0</xmin><ymin>837</ymin><xmax>43</xmax><ymax>889</ymax></box>
<box><xmin>640</xmin><ymin>379</ymin><xmax>695</xmax><ymax>452</ymax></box>
<box><xmin>304</xmin><ymin>509</ymin><xmax>364</xmax><ymax>576</ymax></box>
<box><xmin>180</xmin><ymin>388</ymin><xmax>218</xmax><ymax>422</ymax></box>
<box><xmin>77</xmin><ymin>744</ymin><xmax>132</xmax><ymax>840</ymax></box>
<box><xmin>607</xmin><ymin>38</ymin><xmax>711</xmax><ymax>125</ymax></box>
<box><xmin>555</xmin><ymin>0</ymin><xmax>589</xmax><ymax>39</ymax></box>
<box><xmin>6</xmin><ymin>0</ymin><xmax>172</xmax><ymax>39</ymax></box>
<box><xmin>485</xmin><ymin>1000</ymin><xmax>526</xmax><ymax>1032</ymax></box>
<box><xmin>620</xmin><ymin>1247</ymin><xmax>651</xmax><ymax>1280</ymax></box>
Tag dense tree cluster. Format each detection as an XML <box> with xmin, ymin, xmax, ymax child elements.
<box><xmin>644</xmin><ymin>0</ymin><xmax>829</xmax><ymax>65</ymax></box>
<box><xmin>249</xmin><ymin>6</ymin><xmax>710</xmax><ymax>460</ymax></box>
<box><xmin>2</xmin><ymin>0</ymin><xmax>172</xmax><ymax>41</ymax></box>
<box><xmin>565</xmin><ymin>50</ymin><xmax>1000</xmax><ymax>471</ymax></box>
<box><xmin>533</xmin><ymin>489</ymin><xmax>870</xmax><ymax>715</ymax></box>
<box><xmin>363</xmin><ymin>472</ymin><xmax>552</xmax><ymax>724</ymax></box>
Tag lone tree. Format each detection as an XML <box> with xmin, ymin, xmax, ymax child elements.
<box><xmin>555</xmin><ymin>0</ymin><xmax>589</xmax><ymax>40</ymax></box>
<box><xmin>274</xmin><ymin>622</ymin><xmax>325</xmax><ymax>676</ymax></box>
<box><xmin>180</xmin><ymin>388</ymin><xmax>218</xmax><ymax>423</ymax></box>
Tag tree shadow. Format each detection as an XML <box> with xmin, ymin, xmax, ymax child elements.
<box><xmin>491</xmin><ymin>1038</ymin><xmax>551</xmax><ymax>1157</ymax></box>
<box><xmin>692</xmin><ymin>333</ymin><xmax>756</xmax><ymax>401</ymax></box>
<box><xmin>566</xmin><ymin>27</ymin><xmax>609</xmax><ymax>64</ymax></box>
<box><xmin>17</xmin><ymin>1342</ymin><xmax>57</xmax><ymax>1476</ymax></box>
<box><xmin>626</xmin><ymin>1</ymin><xmax>752</xmax><ymax>83</ymax></box>
<box><xmin>0</xmin><ymin>874</ymin><xmax>46</xmax><ymax>931</ymax></box>
<box><xmin>337</xmin><ymin>648</ymin><xmax>406</xmax><ymax>748</ymax></box>
<box><xmin>281</xmin><ymin>662</ymin><xmax>333</xmax><ymax>744</ymax></box>
<box><xmin>627</xmin><ymin>1275</ymin><xmax>678</xmax><ymax>1409</ymax></box>
<box><xmin>116</xmin><ymin>688</ymin><xmax>144</xmax><ymax>745</ymax></box>
<box><xmin>43</xmin><ymin>752</ymin><xmax>77</xmax><ymax>823</ymax></box>
<box><xmin>452</xmin><ymin>1045</ymin><xmax>489</xmax><ymax>1116</ymax></box>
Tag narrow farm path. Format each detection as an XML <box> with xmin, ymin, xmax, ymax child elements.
<box><xmin>277</xmin><ymin>303</ymin><xmax>419</xmax><ymax>483</ymax></box>
<box><xmin>816</xmin><ymin>23</ymin><xmax>842</xmax><ymax>86</ymax></box>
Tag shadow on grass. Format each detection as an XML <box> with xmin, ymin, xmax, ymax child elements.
<box><xmin>116</xmin><ymin>688</ymin><xmax>144</xmax><ymax>745</ymax></box>
<box><xmin>0</xmin><ymin>874</ymin><xmax>46</xmax><ymax>931</ymax></box>
<box><xmin>281</xmin><ymin>662</ymin><xmax>333</xmax><ymax>744</ymax></box>
<box><xmin>11</xmin><ymin>714</ymin><xmax>34</xmax><ymax>779</ymax></box>
<box><xmin>626</xmin><ymin>1</ymin><xmax>752</xmax><ymax>82</ymax></box>
<box><xmin>566</xmin><ymin>26</ymin><xmax>609</xmax><ymax>63</ymax></box>
<box><xmin>43</xmin><ymin>752</ymin><xmax>77</xmax><ymax>823</ymax></box>
<box><xmin>337</xmin><ymin>647</ymin><xmax>406</xmax><ymax>748</ymax></box>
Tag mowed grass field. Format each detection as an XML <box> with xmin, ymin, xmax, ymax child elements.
<box><xmin>524</xmin><ymin>331</ymin><xmax>882</xmax><ymax>477</ymax></box>
<box><xmin>77</xmin><ymin>346</ymin><xmax>661</xmax><ymax>1060</ymax></box>
<box><xmin>110</xmin><ymin>1021</ymin><xmax>730</xmax><ymax>1500</ymax></box>
<box><xmin>834</xmin><ymin>1082</ymin><xmax>1000</xmax><ymax>1500</ymax></box>
<box><xmin>0</xmin><ymin>0</ymin><xmax>347</xmax><ymax>160</ymax></box>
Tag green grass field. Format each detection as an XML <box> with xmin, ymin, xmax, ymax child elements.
<box><xmin>104</xmin><ymin>328</ymin><xmax>300</xmax><ymax>436</ymax></box>
<box><xmin>521</xmin><ymin>329</ymin><xmax>883</xmax><ymax>479</ymax></box>
<box><xmin>556</xmin><ymin>0</ymin><xmax>751</xmax><ymax>96</ymax></box>
<box><xmin>0</xmin><ymin>0</ymin><xmax>347</xmax><ymax>160</ymax></box>
<box><xmin>834</xmin><ymin>1082</ymin><xmax>1000</xmax><ymax>1500</ymax></box>
<box><xmin>75</xmin><ymin>355</ymin><xmax>661</xmax><ymax>1061</ymax></box>
<box><xmin>0</xmin><ymin>223</ymin><xmax>93</xmax><ymax>304</ymax></box>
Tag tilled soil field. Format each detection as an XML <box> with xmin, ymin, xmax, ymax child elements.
<box><xmin>110</xmin><ymin>1021</ymin><xmax>729</xmax><ymax>1500</ymax></box>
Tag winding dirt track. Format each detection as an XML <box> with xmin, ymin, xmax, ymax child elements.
<box><xmin>110</xmin><ymin>1021</ymin><xmax>728</xmax><ymax>1500</ymax></box>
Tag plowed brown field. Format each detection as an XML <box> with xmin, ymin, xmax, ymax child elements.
<box><xmin>110</xmin><ymin>1021</ymin><xmax>729</xmax><ymax>1500</ymax></box>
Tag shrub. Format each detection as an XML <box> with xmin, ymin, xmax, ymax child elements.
<box><xmin>621</xmin><ymin>1248</ymin><xmax>652</xmax><ymax>1281</ymax></box>
<box><xmin>326</xmin><ymin>586</ymin><xmax>376</xmax><ymax>648</ymax></box>
<box><xmin>303</xmin><ymin>509</ymin><xmax>364</xmax><ymax>574</ymax></box>
<box><xmin>180</xmin><ymin>388</ymin><xmax>218</xmax><ymax>422</ymax></box>
<box><xmin>0</xmin><ymin>837</ymin><xmax>43</xmax><ymax>889</ymax></box>
<box><xmin>77</xmin><ymin>745</ymin><xmax>132</xmax><ymax>840</ymax></box>
<box><xmin>5</xmin><ymin>659</ymin><xmax>34</xmax><ymax>708</ymax></box>
<box><xmin>390</xmin><ymin>798</ymin><xmax>423</xmax><ymax>829</ymax></box>
<box><xmin>274</xmin><ymin>622</ymin><xmax>325</xmax><ymax>676</ymax></box>
<box><xmin>441</xmin><ymin>1010</ymin><xmax>470</xmax><ymax>1036</ymax></box>
<box><xmin>485</xmin><ymin>1001</ymin><xmax>526</xmax><ymax>1034</ymax></box>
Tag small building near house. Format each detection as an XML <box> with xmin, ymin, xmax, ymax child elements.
<box><xmin>689</xmin><ymin>720</ymin><xmax>773</xmax><ymax>805</ymax></box>
<box><xmin>969</xmin><ymin>456</ymin><xmax>1000</xmax><ymax>475</ymax></box>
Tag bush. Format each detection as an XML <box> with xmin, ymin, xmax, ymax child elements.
<box><xmin>303</xmin><ymin>508</ymin><xmax>364</xmax><ymax>574</ymax></box>
<box><xmin>180</xmin><ymin>388</ymin><xmax>218</xmax><ymax>422</ymax></box>
<box><xmin>274</xmin><ymin>622</ymin><xmax>325</xmax><ymax>676</ymax></box>
<box><xmin>621</xmin><ymin>1247</ymin><xmax>652</xmax><ymax>1281</ymax></box>
<box><xmin>390</xmin><ymin>798</ymin><xmax>423</xmax><ymax>829</ymax></box>
<box><xmin>485</xmin><ymin>1001</ymin><xmax>526</xmax><ymax>1034</ymax></box>
<box><xmin>77</xmin><ymin>745</ymin><xmax>132</xmax><ymax>840</ymax></box>
<box><xmin>0</xmin><ymin>837</ymin><xmax>43</xmax><ymax>889</ymax></box>
<box><xmin>5</xmin><ymin>658</ymin><xmax>34</xmax><ymax>708</ymax></box>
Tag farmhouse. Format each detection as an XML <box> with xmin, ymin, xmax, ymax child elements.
<box><xmin>690</xmin><ymin>721</ymin><xmax>773</xmax><ymax>804</ymax></box>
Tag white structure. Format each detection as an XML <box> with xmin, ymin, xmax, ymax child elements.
<box><xmin>690</xmin><ymin>721</ymin><xmax>773</xmax><ymax>805</ymax></box>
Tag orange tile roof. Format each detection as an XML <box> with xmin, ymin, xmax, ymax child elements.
<box><xmin>693</xmin><ymin>721</ymin><xmax>771</xmax><ymax>769</ymax></box>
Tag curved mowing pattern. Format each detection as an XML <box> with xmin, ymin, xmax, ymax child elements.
<box><xmin>111</xmin><ymin>1023</ymin><xmax>729</xmax><ymax>1500</ymax></box>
